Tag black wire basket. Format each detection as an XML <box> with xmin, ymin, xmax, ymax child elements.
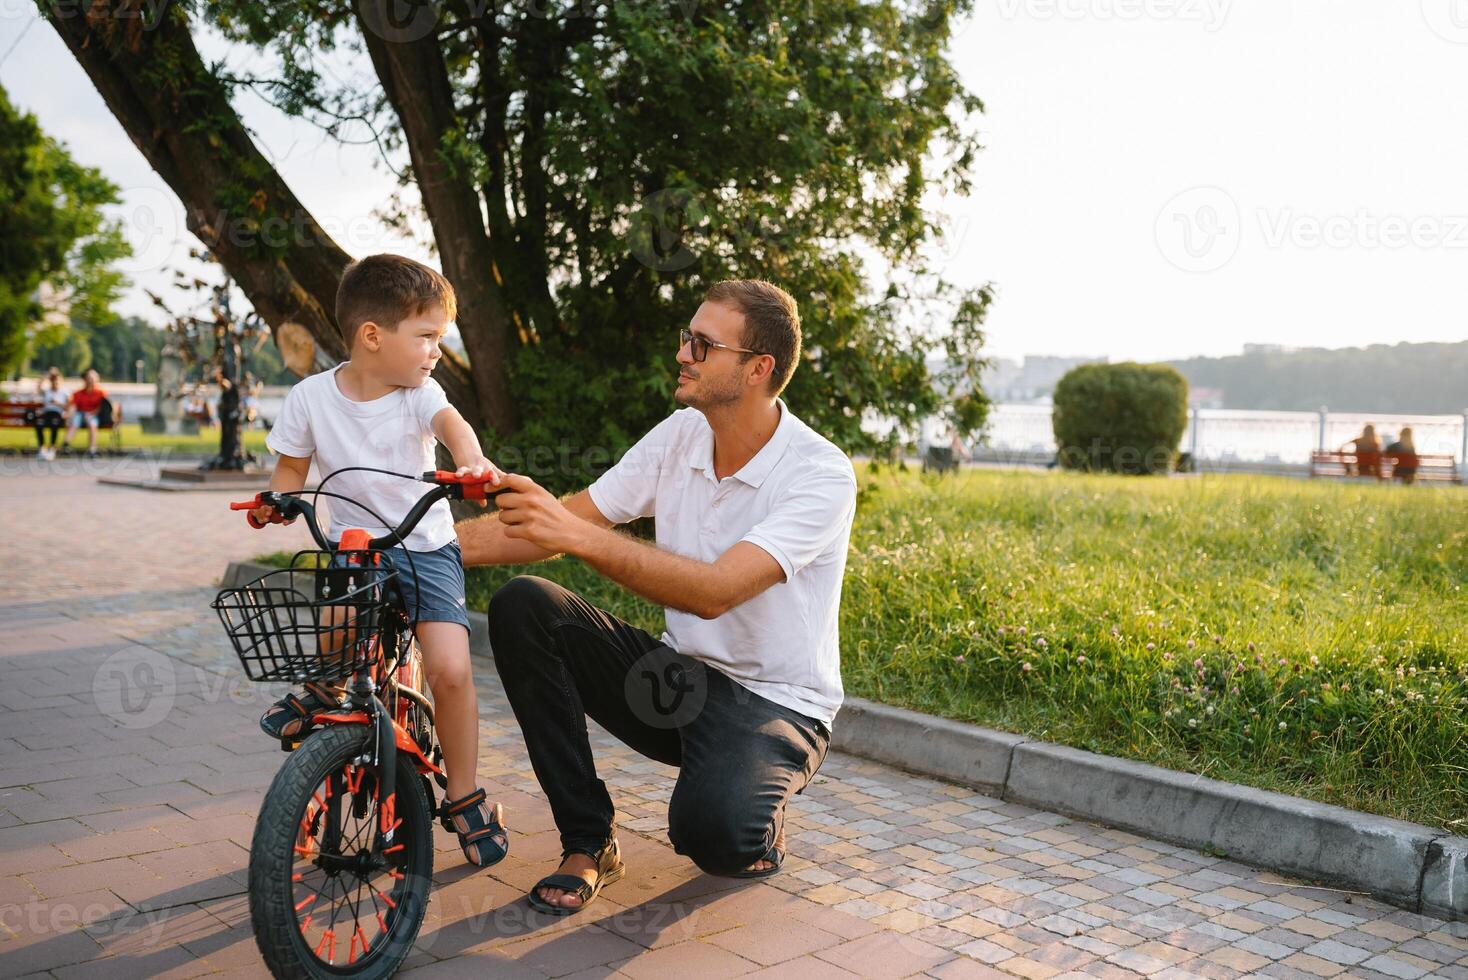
<box><xmin>212</xmin><ymin>552</ymin><xmax>399</xmax><ymax>683</ymax></box>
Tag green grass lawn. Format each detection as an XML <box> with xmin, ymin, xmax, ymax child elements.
<box><xmin>0</xmin><ymin>422</ymin><xmax>271</xmax><ymax>455</ymax></box>
<box><xmin>260</xmin><ymin>468</ymin><xmax>1468</xmax><ymax>831</ymax></box>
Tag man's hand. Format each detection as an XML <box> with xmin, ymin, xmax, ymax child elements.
<box><xmin>494</xmin><ymin>474</ymin><xmax>593</xmax><ymax>555</ymax></box>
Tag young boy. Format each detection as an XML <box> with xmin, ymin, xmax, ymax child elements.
<box><xmin>253</xmin><ymin>253</ymin><xmax>508</xmax><ymax>869</ymax></box>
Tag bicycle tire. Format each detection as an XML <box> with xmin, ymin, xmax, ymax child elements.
<box><xmin>249</xmin><ymin>724</ymin><xmax>433</xmax><ymax>979</ymax></box>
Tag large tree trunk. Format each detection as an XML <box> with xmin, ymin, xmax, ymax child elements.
<box><xmin>43</xmin><ymin>0</ymin><xmax>481</xmax><ymax>423</ymax></box>
<box><xmin>356</xmin><ymin>16</ymin><xmax>518</xmax><ymax>436</ymax></box>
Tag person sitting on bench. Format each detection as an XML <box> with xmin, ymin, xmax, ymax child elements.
<box><xmin>1340</xmin><ymin>424</ymin><xmax>1381</xmax><ymax>478</ymax></box>
<box><xmin>1385</xmin><ymin>427</ymin><xmax>1418</xmax><ymax>485</ymax></box>
<box><xmin>33</xmin><ymin>367</ymin><xmax>68</xmax><ymax>461</ymax></box>
<box><xmin>65</xmin><ymin>369</ymin><xmax>108</xmax><ymax>458</ymax></box>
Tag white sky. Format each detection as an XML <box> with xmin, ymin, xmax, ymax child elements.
<box><xmin>4</xmin><ymin>0</ymin><xmax>1467</xmax><ymax>363</ymax></box>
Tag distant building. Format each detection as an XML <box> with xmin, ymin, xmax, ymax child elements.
<box><xmin>1189</xmin><ymin>387</ymin><xmax>1226</xmax><ymax>409</ymax></box>
<box><xmin>981</xmin><ymin>355</ymin><xmax>1106</xmax><ymax>403</ymax></box>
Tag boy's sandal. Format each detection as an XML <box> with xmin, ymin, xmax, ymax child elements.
<box><xmin>259</xmin><ymin>682</ymin><xmax>339</xmax><ymax>739</ymax></box>
<box><xmin>526</xmin><ymin>836</ymin><xmax>626</xmax><ymax>916</ymax></box>
<box><xmin>439</xmin><ymin>788</ymin><xmax>509</xmax><ymax>868</ymax></box>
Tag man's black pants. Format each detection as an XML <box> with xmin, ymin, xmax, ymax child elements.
<box><xmin>487</xmin><ymin>575</ymin><xmax>830</xmax><ymax>875</ymax></box>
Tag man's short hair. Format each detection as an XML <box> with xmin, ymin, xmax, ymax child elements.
<box><xmin>336</xmin><ymin>254</ymin><xmax>457</xmax><ymax>345</ymax></box>
<box><xmin>704</xmin><ymin>279</ymin><xmax>801</xmax><ymax>395</ymax></box>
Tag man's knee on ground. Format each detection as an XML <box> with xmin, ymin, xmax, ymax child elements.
<box><xmin>667</xmin><ymin>789</ymin><xmax>771</xmax><ymax>876</ymax></box>
<box><xmin>486</xmin><ymin>575</ymin><xmax>562</xmax><ymax>648</ymax></box>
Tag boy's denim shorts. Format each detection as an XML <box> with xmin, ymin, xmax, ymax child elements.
<box><xmin>332</xmin><ymin>541</ymin><xmax>469</xmax><ymax>631</ymax></box>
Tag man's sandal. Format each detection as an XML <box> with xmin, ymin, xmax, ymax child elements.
<box><xmin>526</xmin><ymin>837</ymin><xmax>625</xmax><ymax>916</ymax></box>
<box><xmin>732</xmin><ymin>825</ymin><xmax>786</xmax><ymax>879</ymax></box>
<box><xmin>259</xmin><ymin>682</ymin><xmax>340</xmax><ymax>739</ymax></box>
<box><xmin>439</xmin><ymin>788</ymin><xmax>510</xmax><ymax>867</ymax></box>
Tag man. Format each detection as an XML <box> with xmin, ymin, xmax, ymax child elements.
<box><xmin>65</xmin><ymin>369</ymin><xmax>109</xmax><ymax>457</ymax></box>
<box><xmin>458</xmin><ymin>279</ymin><xmax>857</xmax><ymax>914</ymax></box>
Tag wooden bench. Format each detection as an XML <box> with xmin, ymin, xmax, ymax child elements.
<box><xmin>1310</xmin><ymin>450</ymin><xmax>1462</xmax><ymax>484</ymax></box>
<box><xmin>1</xmin><ymin>398</ymin><xmax>124</xmax><ymax>453</ymax></box>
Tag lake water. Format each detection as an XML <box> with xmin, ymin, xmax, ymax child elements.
<box><xmin>974</xmin><ymin>404</ymin><xmax>1468</xmax><ymax>466</ymax></box>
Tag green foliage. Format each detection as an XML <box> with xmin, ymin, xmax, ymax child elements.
<box><xmin>841</xmin><ymin>469</ymin><xmax>1468</xmax><ymax>830</ymax></box>
<box><xmin>26</xmin><ymin>327</ymin><xmax>92</xmax><ymax>376</ymax></box>
<box><xmin>200</xmin><ymin>0</ymin><xmax>992</xmax><ymax>489</ymax></box>
<box><xmin>0</xmin><ymin>84</ymin><xmax>130</xmax><ymax>376</ymax></box>
<box><xmin>1053</xmin><ymin>362</ymin><xmax>1189</xmax><ymax>475</ymax></box>
<box><xmin>30</xmin><ymin>316</ymin><xmax>151</xmax><ymax>380</ymax></box>
<box><xmin>1172</xmin><ymin>341</ymin><xmax>1468</xmax><ymax>415</ymax></box>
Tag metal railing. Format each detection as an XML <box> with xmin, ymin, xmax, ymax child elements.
<box><xmin>974</xmin><ymin>404</ymin><xmax>1468</xmax><ymax>478</ymax></box>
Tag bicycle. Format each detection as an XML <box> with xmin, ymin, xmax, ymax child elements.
<box><xmin>213</xmin><ymin>469</ymin><xmax>500</xmax><ymax>979</ymax></box>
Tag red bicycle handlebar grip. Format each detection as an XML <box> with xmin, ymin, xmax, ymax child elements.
<box><xmin>229</xmin><ymin>495</ymin><xmax>272</xmax><ymax>528</ymax></box>
<box><xmin>425</xmin><ymin>470</ymin><xmax>499</xmax><ymax>501</ymax></box>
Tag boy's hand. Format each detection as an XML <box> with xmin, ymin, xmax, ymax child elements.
<box><xmin>454</xmin><ymin>456</ymin><xmax>505</xmax><ymax>506</ymax></box>
<box><xmin>249</xmin><ymin>502</ymin><xmax>294</xmax><ymax>527</ymax></box>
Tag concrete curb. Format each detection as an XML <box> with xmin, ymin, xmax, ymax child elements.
<box><xmin>832</xmin><ymin>697</ymin><xmax>1467</xmax><ymax>922</ymax></box>
<box><xmin>214</xmin><ymin>562</ymin><xmax>1467</xmax><ymax>922</ymax></box>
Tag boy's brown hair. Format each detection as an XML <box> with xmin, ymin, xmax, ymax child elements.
<box><xmin>336</xmin><ymin>254</ymin><xmax>457</xmax><ymax>347</ymax></box>
<box><xmin>704</xmin><ymin>279</ymin><xmax>801</xmax><ymax>395</ymax></box>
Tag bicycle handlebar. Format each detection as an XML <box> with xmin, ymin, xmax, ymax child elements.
<box><xmin>228</xmin><ymin>471</ymin><xmax>506</xmax><ymax>551</ymax></box>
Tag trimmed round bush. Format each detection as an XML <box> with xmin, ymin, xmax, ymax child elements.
<box><xmin>1052</xmin><ymin>362</ymin><xmax>1189</xmax><ymax>475</ymax></box>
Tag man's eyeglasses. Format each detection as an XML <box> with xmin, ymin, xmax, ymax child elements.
<box><xmin>679</xmin><ymin>327</ymin><xmax>768</xmax><ymax>363</ymax></box>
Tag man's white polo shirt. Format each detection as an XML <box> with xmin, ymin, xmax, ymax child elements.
<box><xmin>587</xmin><ymin>400</ymin><xmax>857</xmax><ymax>726</ymax></box>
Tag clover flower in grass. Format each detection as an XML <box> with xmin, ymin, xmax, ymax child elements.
<box><xmin>1187</xmin><ymin>639</ymin><xmax>1196</xmax><ymax>650</ymax></box>
<box><xmin>1247</xmin><ymin>642</ymin><xmax>1256</xmax><ymax>652</ymax></box>
<box><xmin>1187</xmin><ymin>718</ymin><xmax>1198</xmax><ymax>728</ymax></box>
<box><xmin>954</xmin><ymin>655</ymin><xmax>966</xmax><ymax>664</ymax></box>
<box><xmin>1278</xmin><ymin>722</ymin><xmax>1288</xmax><ymax>731</ymax></box>
<box><xmin>1309</xmin><ymin>654</ymin><xmax>1319</xmax><ymax>666</ymax></box>
<box><xmin>1146</xmin><ymin>642</ymin><xmax>1156</xmax><ymax>652</ymax></box>
<box><xmin>1076</xmin><ymin>655</ymin><xmax>1087</xmax><ymax>665</ymax></box>
<box><xmin>1021</xmin><ymin>662</ymin><xmax>1033</xmax><ymax>673</ymax></box>
<box><xmin>1017</xmin><ymin>626</ymin><xmax>1028</xmax><ymax>636</ymax></box>
<box><xmin>1035</xmin><ymin>637</ymin><xmax>1047</xmax><ymax>649</ymax></box>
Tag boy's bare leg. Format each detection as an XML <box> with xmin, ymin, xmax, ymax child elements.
<box><xmin>416</xmin><ymin>621</ymin><xmax>479</xmax><ymax>800</ymax></box>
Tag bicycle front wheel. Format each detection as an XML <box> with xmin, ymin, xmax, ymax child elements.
<box><xmin>249</xmin><ymin>723</ymin><xmax>433</xmax><ymax>979</ymax></box>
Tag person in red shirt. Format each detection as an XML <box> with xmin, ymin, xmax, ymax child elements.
<box><xmin>66</xmin><ymin>369</ymin><xmax>108</xmax><ymax>457</ymax></box>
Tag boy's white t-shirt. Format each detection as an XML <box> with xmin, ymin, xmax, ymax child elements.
<box><xmin>266</xmin><ymin>365</ymin><xmax>456</xmax><ymax>552</ymax></box>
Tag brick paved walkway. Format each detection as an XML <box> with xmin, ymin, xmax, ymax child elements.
<box><xmin>3</xmin><ymin>457</ymin><xmax>1466</xmax><ymax>979</ymax></box>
